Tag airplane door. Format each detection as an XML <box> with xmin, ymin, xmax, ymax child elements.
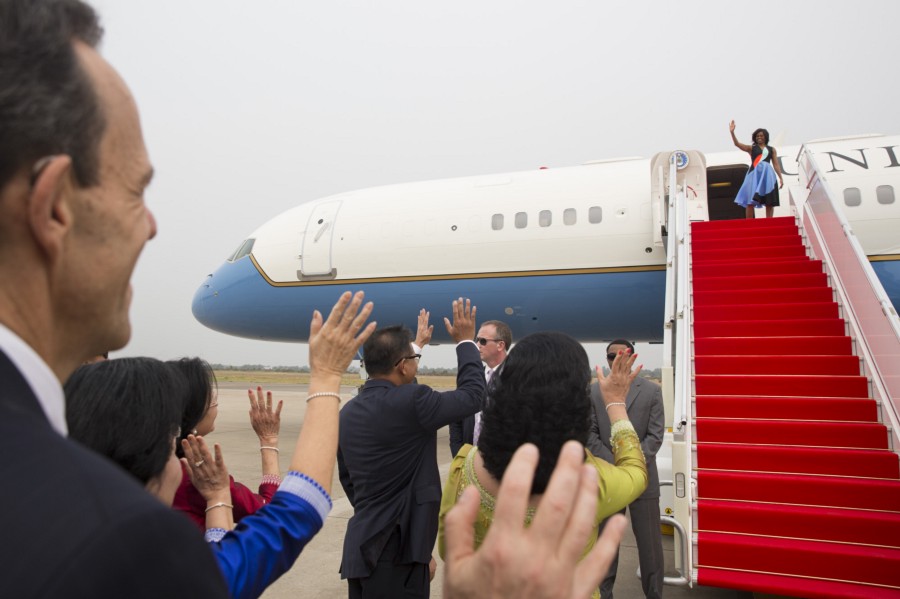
<box><xmin>650</xmin><ymin>150</ymin><xmax>709</xmax><ymax>247</ymax></box>
<box><xmin>299</xmin><ymin>201</ymin><xmax>341</xmax><ymax>278</ymax></box>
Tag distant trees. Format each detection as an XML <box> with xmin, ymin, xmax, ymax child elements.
<box><xmin>210</xmin><ymin>364</ymin><xmax>664</xmax><ymax>380</ymax></box>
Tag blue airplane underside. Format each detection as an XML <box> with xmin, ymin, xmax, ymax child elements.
<box><xmin>193</xmin><ymin>254</ymin><xmax>900</xmax><ymax>345</ymax></box>
<box><xmin>192</xmin><ymin>256</ymin><xmax>668</xmax><ymax>344</ymax></box>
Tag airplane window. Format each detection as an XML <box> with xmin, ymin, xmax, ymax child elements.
<box><xmin>589</xmin><ymin>206</ymin><xmax>603</xmax><ymax>224</ymax></box>
<box><xmin>843</xmin><ymin>187</ymin><xmax>861</xmax><ymax>207</ymax></box>
<box><xmin>492</xmin><ymin>214</ymin><xmax>504</xmax><ymax>230</ymax></box>
<box><xmin>563</xmin><ymin>208</ymin><xmax>576</xmax><ymax>225</ymax></box>
<box><xmin>515</xmin><ymin>212</ymin><xmax>527</xmax><ymax>229</ymax></box>
<box><xmin>228</xmin><ymin>238</ymin><xmax>255</xmax><ymax>262</ymax></box>
<box><xmin>539</xmin><ymin>210</ymin><xmax>552</xmax><ymax>227</ymax></box>
<box><xmin>876</xmin><ymin>185</ymin><xmax>895</xmax><ymax>205</ymax></box>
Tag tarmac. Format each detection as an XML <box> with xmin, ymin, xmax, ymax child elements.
<box><xmin>208</xmin><ymin>381</ymin><xmax>769</xmax><ymax>599</ymax></box>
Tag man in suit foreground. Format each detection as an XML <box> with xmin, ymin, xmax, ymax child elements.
<box><xmin>449</xmin><ymin>319</ymin><xmax>511</xmax><ymax>456</ymax></box>
<box><xmin>0</xmin><ymin>0</ymin><xmax>227</xmax><ymax>596</ymax></box>
<box><xmin>588</xmin><ymin>340</ymin><xmax>665</xmax><ymax>599</ymax></box>
<box><xmin>338</xmin><ymin>298</ymin><xmax>485</xmax><ymax>598</ymax></box>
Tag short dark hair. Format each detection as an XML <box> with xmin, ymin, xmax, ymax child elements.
<box><xmin>606</xmin><ymin>339</ymin><xmax>635</xmax><ymax>354</ymax></box>
<box><xmin>751</xmin><ymin>128</ymin><xmax>770</xmax><ymax>146</ymax></box>
<box><xmin>481</xmin><ymin>320</ymin><xmax>512</xmax><ymax>350</ymax></box>
<box><xmin>478</xmin><ymin>332</ymin><xmax>591</xmax><ymax>494</ymax></box>
<box><xmin>65</xmin><ymin>357</ymin><xmax>186</xmax><ymax>486</ymax></box>
<box><xmin>0</xmin><ymin>0</ymin><xmax>106</xmax><ymax>191</ymax></box>
<box><xmin>167</xmin><ymin>357</ymin><xmax>217</xmax><ymax>458</ymax></box>
<box><xmin>361</xmin><ymin>325</ymin><xmax>412</xmax><ymax>376</ymax></box>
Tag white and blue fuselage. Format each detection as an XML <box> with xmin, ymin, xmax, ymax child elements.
<box><xmin>193</xmin><ymin>134</ymin><xmax>900</xmax><ymax>343</ymax></box>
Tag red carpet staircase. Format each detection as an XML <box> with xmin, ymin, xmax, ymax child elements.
<box><xmin>690</xmin><ymin>216</ymin><xmax>900</xmax><ymax>598</ymax></box>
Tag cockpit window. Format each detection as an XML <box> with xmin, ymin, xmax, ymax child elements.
<box><xmin>228</xmin><ymin>238</ymin><xmax>255</xmax><ymax>262</ymax></box>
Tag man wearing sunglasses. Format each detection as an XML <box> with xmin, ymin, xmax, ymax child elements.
<box><xmin>449</xmin><ymin>320</ymin><xmax>512</xmax><ymax>456</ymax></box>
<box><xmin>337</xmin><ymin>298</ymin><xmax>485</xmax><ymax>599</ymax></box>
<box><xmin>587</xmin><ymin>340</ymin><xmax>665</xmax><ymax>599</ymax></box>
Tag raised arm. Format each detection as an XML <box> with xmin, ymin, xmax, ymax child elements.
<box><xmin>201</xmin><ymin>292</ymin><xmax>375</xmax><ymax>599</ymax></box>
<box><xmin>293</xmin><ymin>291</ymin><xmax>375</xmax><ymax>492</ymax></box>
<box><xmin>729</xmin><ymin>120</ymin><xmax>752</xmax><ymax>153</ymax></box>
<box><xmin>248</xmin><ymin>386</ymin><xmax>283</xmax><ymax>494</ymax></box>
<box><xmin>416</xmin><ymin>298</ymin><xmax>484</xmax><ymax>429</ymax></box>
<box><xmin>593</xmin><ymin>351</ymin><xmax>649</xmax><ymax>516</ymax></box>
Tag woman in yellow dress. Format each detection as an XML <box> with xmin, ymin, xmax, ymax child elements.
<box><xmin>438</xmin><ymin>332</ymin><xmax>648</xmax><ymax>599</ymax></box>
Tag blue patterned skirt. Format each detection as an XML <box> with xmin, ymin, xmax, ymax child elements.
<box><xmin>735</xmin><ymin>161</ymin><xmax>780</xmax><ymax>208</ymax></box>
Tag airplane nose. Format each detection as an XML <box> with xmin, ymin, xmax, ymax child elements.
<box><xmin>191</xmin><ymin>273</ymin><xmax>215</xmax><ymax>324</ymax></box>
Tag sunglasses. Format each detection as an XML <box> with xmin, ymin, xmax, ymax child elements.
<box><xmin>607</xmin><ymin>351</ymin><xmax>632</xmax><ymax>361</ymax></box>
<box><xmin>394</xmin><ymin>354</ymin><xmax>422</xmax><ymax>367</ymax></box>
<box><xmin>476</xmin><ymin>337</ymin><xmax>501</xmax><ymax>346</ymax></box>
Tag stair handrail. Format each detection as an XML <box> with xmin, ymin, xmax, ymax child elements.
<box><xmin>664</xmin><ymin>155</ymin><xmax>692</xmax><ymax>587</ymax></box>
<box><xmin>796</xmin><ymin>145</ymin><xmax>900</xmax><ymax>453</ymax></box>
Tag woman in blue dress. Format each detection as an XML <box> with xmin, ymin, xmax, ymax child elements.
<box><xmin>730</xmin><ymin>120</ymin><xmax>784</xmax><ymax>218</ymax></box>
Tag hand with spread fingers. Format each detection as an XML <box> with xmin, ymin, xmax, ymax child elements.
<box><xmin>249</xmin><ymin>386</ymin><xmax>283</xmax><ymax>480</ymax></box>
<box><xmin>442</xmin><ymin>442</ymin><xmax>627</xmax><ymax>599</ymax></box>
<box><xmin>309</xmin><ymin>291</ymin><xmax>376</xmax><ymax>380</ymax></box>
<box><xmin>249</xmin><ymin>386</ymin><xmax>282</xmax><ymax>444</ymax></box>
<box><xmin>415</xmin><ymin>308</ymin><xmax>434</xmax><ymax>348</ymax></box>
<box><xmin>181</xmin><ymin>434</ymin><xmax>234</xmax><ymax>533</ymax></box>
<box><xmin>597</xmin><ymin>349</ymin><xmax>641</xmax><ymax>405</ymax></box>
<box><xmin>443</xmin><ymin>297</ymin><xmax>477</xmax><ymax>344</ymax></box>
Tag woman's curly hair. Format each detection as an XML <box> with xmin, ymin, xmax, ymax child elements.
<box><xmin>752</xmin><ymin>127</ymin><xmax>770</xmax><ymax>145</ymax></box>
<box><xmin>478</xmin><ymin>331</ymin><xmax>592</xmax><ymax>494</ymax></box>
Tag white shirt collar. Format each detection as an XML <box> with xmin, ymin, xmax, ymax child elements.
<box><xmin>0</xmin><ymin>322</ymin><xmax>67</xmax><ymax>435</ymax></box>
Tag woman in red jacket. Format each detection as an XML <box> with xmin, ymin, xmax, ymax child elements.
<box><xmin>169</xmin><ymin>357</ymin><xmax>283</xmax><ymax>530</ymax></box>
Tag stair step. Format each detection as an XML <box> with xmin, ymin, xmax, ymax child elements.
<box><xmin>696</xmin><ymin>470</ymin><xmax>900</xmax><ymax>511</ymax></box>
<box><xmin>696</xmin><ymin>567</ymin><xmax>900</xmax><ymax>599</ymax></box>
<box><xmin>692</xmin><ymin>216</ymin><xmax>797</xmax><ymax>234</ymax></box>
<box><xmin>693</xmin><ymin>244</ymin><xmax>808</xmax><ymax>262</ymax></box>
<box><xmin>693</xmin><ymin>272</ymin><xmax>827</xmax><ymax>292</ymax></box>
<box><xmin>693</xmin><ymin>259</ymin><xmax>823</xmax><ymax>278</ymax></box>
<box><xmin>695</xmin><ymin>374</ymin><xmax>869</xmax><ymax>398</ymax></box>
<box><xmin>696</xmin><ymin>499</ymin><xmax>900</xmax><ymax>547</ymax></box>
<box><xmin>695</xmin><ymin>443</ymin><xmax>899</xmax><ymax>478</ymax></box>
<box><xmin>694</xmin><ymin>355</ymin><xmax>860</xmax><ymax>376</ymax></box>
<box><xmin>695</xmin><ymin>418</ymin><xmax>889</xmax><ymax>449</ymax></box>
<box><xmin>693</xmin><ymin>303</ymin><xmax>841</xmax><ymax>321</ymax></box>
<box><xmin>695</xmin><ymin>336</ymin><xmax>851</xmax><ymax>355</ymax></box>
<box><xmin>694</xmin><ymin>319</ymin><xmax>846</xmax><ymax>338</ymax></box>
<box><xmin>691</xmin><ymin>228</ymin><xmax>802</xmax><ymax>242</ymax></box>
<box><xmin>693</xmin><ymin>287</ymin><xmax>833</xmax><ymax>306</ymax></box>
<box><xmin>692</xmin><ymin>234</ymin><xmax>804</xmax><ymax>251</ymax></box>
<box><xmin>695</xmin><ymin>395</ymin><xmax>878</xmax><ymax>421</ymax></box>
<box><xmin>696</xmin><ymin>531</ymin><xmax>900</xmax><ymax>589</ymax></box>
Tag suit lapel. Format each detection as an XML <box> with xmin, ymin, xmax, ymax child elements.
<box><xmin>625</xmin><ymin>377</ymin><xmax>642</xmax><ymax>411</ymax></box>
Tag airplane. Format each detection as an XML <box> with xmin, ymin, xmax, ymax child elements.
<box><xmin>192</xmin><ymin>133</ymin><xmax>900</xmax><ymax>345</ymax></box>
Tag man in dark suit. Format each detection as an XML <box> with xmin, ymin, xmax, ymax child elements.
<box><xmin>449</xmin><ymin>319</ymin><xmax>511</xmax><ymax>456</ymax></box>
<box><xmin>587</xmin><ymin>340</ymin><xmax>665</xmax><ymax>599</ymax></box>
<box><xmin>338</xmin><ymin>298</ymin><xmax>485</xmax><ymax>598</ymax></box>
<box><xmin>0</xmin><ymin>1</ymin><xmax>227</xmax><ymax>596</ymax></box>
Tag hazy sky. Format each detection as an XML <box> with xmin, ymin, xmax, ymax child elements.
<box><xmin>93</xmin><ymin>0</ymin><xmax>900</xmax><ymax>368</ymax></box>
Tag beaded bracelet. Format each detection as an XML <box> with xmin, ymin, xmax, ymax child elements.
<box><xmin>605</xmin><ymin>402</ymin><xmax>626</xmax><ymax>411</ymax></box>
<box><xmin>205</xmin><ymin>502</ymin><xmax>233</xmax><ymax>513</ymax></box>
<box><xmin>307</xmin><ymin>392</ymin><xmax>342</xmax><ymax>402</ymax></box>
